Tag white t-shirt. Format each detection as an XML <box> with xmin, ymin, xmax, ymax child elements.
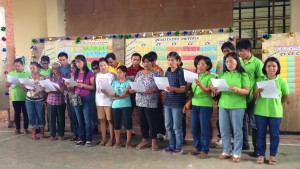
<box><xmin>95</xmin><ymin>72</ymin><xmax>116</xmax><ymax>106</ymax></box>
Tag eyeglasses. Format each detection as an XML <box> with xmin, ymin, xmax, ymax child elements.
<box><xmin>92</xmin><ymin>67</ymin><xmax>99</xmax><ymax>70</ymax></box>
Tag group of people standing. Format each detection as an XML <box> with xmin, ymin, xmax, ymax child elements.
<box><xmin>6</xmin><ymin>39</ymin><xmax>289</xmax><ymax>164</ymax></box>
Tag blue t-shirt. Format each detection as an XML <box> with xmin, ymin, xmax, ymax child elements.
<box><xmin>60</xmin><ymin>64</ymin><xmax>71</xmax><ymax>77</ymax></box>
<box><xmin>111</xmin><ymin>79</ymin><xmax>132</xmax><ymax>108</ymax></box>
<box><xmin>164</xmin><ymin>68</ymin><xmax>186</xmax><ymax>107</ymax></box>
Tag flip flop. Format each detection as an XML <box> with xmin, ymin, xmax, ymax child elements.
<box><xmin>136</xmin><ymin>143</ymin><xmax>148</xmax><ymax>149</ymax></box>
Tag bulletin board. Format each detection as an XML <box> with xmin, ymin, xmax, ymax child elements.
<box><xmin>262</xmin><ymin>32</ymin><xmax>300</xmax><ymax>132</ymax></box>
<box><xmin>125</xmin><ymin>30</ymin><xmax>233</xmax><ymax>73</ymax></box>
<box><xmin>43</xmin><ymin>39</ymin><xmax>113</xmax><ymax>66</ymax></box>
<box><xmin>0</xmin><ymin>6</ymin><xmax>10</xmax><ymax>110</ymax></box>
<box><xmin>31</xmin><ymin>38</ymin><xmax>125</xmax><ymax>67</ymax></box>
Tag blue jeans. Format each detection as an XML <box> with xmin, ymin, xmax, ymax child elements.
<box><xmin>242</xmin><ymin>100</ymin><xmax>256</xmax><ymax>147</ymax></box>
<box><xmin>219</xmin><ymin>108</ymin><xmax>245</xmax><ymax>156</ymax></box>
<box><xmin>66</xmin><ymin>95</ymin><xmax>79</xmax><ymax>137</ymax></box>
<box><xmin>191</xmin><ymin>106</ymin><xmax>213</xmax><ymax>154</ymax></box>
<box><xmin>164</xmin><ymin>106</ymin><xmax>183</xmax><ymax>150</ymax></box>
<box><xmin>26</xmin><ymin>99</ymin><xmax>45</xmax><ymax>128</ymax></box>
<box><xmin>255</xmin><ymin>115</ymin><xmax>282</xmax><ymax>157</ymax></box>
<box><xmin>74</xmin><ymin>94</ymin><xmax>93</xmax><ymax>142</ymax></box>
<box><xmin>90</xmin><ymin>91</ymin><xmax>98</xmax><ymax>129</ymax></box>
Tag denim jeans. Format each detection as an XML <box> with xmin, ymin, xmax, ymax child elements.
<box><xmin>164</xmin><ymin>106</ymin><xmax>183</xmax><ymax>150</ymax></box>
<box><xmin>66</xmin><ymin>94</ymin><xmax>79</xmax><ymax>137</ymax></box>
<box><xmin>243</xmin><ymin>100</ymin><xmax>256</xmax><ymax>147</ymax></box>
<box><xmin>26</xmin><ymin>99</ymin><xmax>45</xmax><ymax>128</ymax></box>
<box><xmin>219</xmin><ymin>108</ymin><xmax>245</xmax><ymax>156</ymax></box>
<box><xmin>12</xmin><ymin>101</ymin><xmax>28</xmax><ymax>130</ymax></box>
<box><xmin>74</xmin><ymin>94</ymin><xmax>93</xmax><ymax>142</ymax></box>
<box><xmin>191</xmin><ymin>106</ymin><xmax>213</xmax><ymax>154</ymax></box>
<box><xmin>90</xmin><ymin>90</ymin><xmax>98</xmax><ymax>129</ymax></box>
<box><xmin>255</xmin><ymin>115</ymin><xmax>282</xmax><ymax>157</ymax></box>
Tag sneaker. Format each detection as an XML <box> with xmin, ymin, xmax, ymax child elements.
<box><xmin>75</xmin><ymin>140</ymin><xmax>85</xmax><ymax>146</ymax></box>
<box><xmin>157</xmin><ymin>134</ymin><xmax>165</xmax><ymax>140</ymax></box>
<box><xmin>163</xmin><ymin>146</ymin><xmax>174</xmax><ymax>153</ymax></box>
<box><xmin>85</xmin><ymin>141</ymin><xmax>92</xmax><ymax>147</ymax></box>
<box><xmin>173</xmin><ymin>149</ymin><xmax>183</xmax><ymax>155</ymax></box>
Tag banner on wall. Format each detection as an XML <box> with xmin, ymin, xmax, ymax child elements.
<box><xmin>125</xmin><ymin>34</ymin><xmax>231</xmax><ymax>73</ymax></box>
<box><xmin>44</xmin><ymin>39</ymin><xmax>113</xmax><ymax>65</ymax></box>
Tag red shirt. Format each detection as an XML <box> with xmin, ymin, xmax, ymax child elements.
<box><xmin>127</xmin><ymin>65</ymin><xmax>143</xmax><ymax>77</ymax></box>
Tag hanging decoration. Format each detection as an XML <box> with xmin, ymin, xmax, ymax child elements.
<box><xmin>135</xmin><ymin>33</ymin><xmax>139</xmax><ymax>38</ymax></box>
<box><xmin>183</xmin><ymin>31</ymin><xmax>188</xmax><ymax>36</ymax></box>
<box><xmin>4</xmin><ymin>70</ymin><xmax>8</xmax><ymax>75</ymax></box>
<box><xmin>39</xmin><ymin>38</ymin><xmax>45</xmax><ymax>43</ymax></box>
<box><xmin>31</xmin><ymin>39</ymin><xmax>37</xmax><ymax>44</ymax></box>
<box><xmin>2</xmin><ymin>48</ymin><xmax>6</xmax><ymax>52</ymax></box>
<box><xmin>76</xmin><ymin>37</ymin><xmax>81</xmax><ymax>44</ymax></box>
<box><xmin>98</xmin><ymin>36</ymin><xmax>104</xmax><ymax>39</ymax></box>
<box><xmin>167</xmin><ymin>31</ymin><xmax>172</xmax><ymax>36</ymax></box>
<box><xmin>229</xmin><ymin>36</ymin><xmax>234</xmax><ymax>41</ymax></box>
<box><xmin>1</xmin><ymin>26</ymin><xmax>6</xmax><ymax>31</ymax></box>
<box><xmin>2</xmin><ymin>58</ymin><xmax>7</xmax><ymax>64</ymax></box>
<box><xmin>1</xmin><ymin>37</ymin><xmax>6</xmax><ymax>41</ymax></box>
<box><xmin>118</xmin><ymin>34</ymin><xmax>124</xmax><ymax>39</ymax></box>
<box><xmin>66</xmin><ymin>37</ymin><xmax>70</xmax><ymax>40</ymax></box>
<box><xmin>151</xmin><ymin>32</ymin><xmax>156</xmax><ymax>37</ymax></box>
<box><xmin>30</xmin><ymin>46</ymin><xmax>36</xmax><ymax>51</ymax></box>
<box><xmin>219</xmin><ymin>28</ymin><xmax>224</xmax><ymax>33</ymax></box>
<box><xmin>126</xmin><ymin>34</ymin><xmax>131</xmax><ymax>39</ymax></box>
<box><xmin>199</xmin><ymin>30</ymin><xmax>205</xmax><ymax>35</ymax></box>
<box><xmin>84</xmin><ymin>36</ymin><xmax>88</xmax><ymax>40</ymax></box>
<box><xmin>175</xmin><ymin>31</ymin><xmax>180</xmax><ymax>36</ymax></box>
<box><xmin>112</xmin><ymin>35</ymin><xmax>117</xmax><ymax>39</ymax></box>
<box><xmin>142</xmin><ymin>33</ymin><xmax>147</xmax><ymax>37</ymax></box>
<box><xmin>261</xmin><ymin>49</ymin><xmax>268</xmax><ymax>54</ymax></box>
<box><xmin>159</xmin><ymin>32</ymin><xmax>164</xmax><ymax>37</ymax></box>
<box><xmin>5</xmin><ymin>92</ymin><xmax>9</xmax><ymax>96</ymax></box>
<box><xmin>288</xmin><ymin>32</ymin><xmax>295</xmax><ymax>38</ymax></box>
<box><xmin>228</xmin><ymin>27</ymin><xmax>233</xmax><ymax>33</ymax></box>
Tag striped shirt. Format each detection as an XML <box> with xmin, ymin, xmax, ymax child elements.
<box><xmin>46</xmin><ymin>74</ymin><xmax>65</xmax><ymax>105</ymax></box>
<box><xmin>164</xmin><ymin>68</ymin><xmax>186</xmax><ymax>107</ymax></box>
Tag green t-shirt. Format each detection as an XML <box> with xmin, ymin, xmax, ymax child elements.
<box><xmin>191</xmin><ymin>71</ymin><xmax>215</xmax><ymax>107</ymax></box>
<box><xmin>218</xmin><ymin>71</ymin><xmax>250</xmax><ymax>109</ymax></box>
<box><xmin>111</xmin><ymin>79</ymin><xmax>132</xmax><ymax>108</ymax></box>
<box><xmin>40</xmin><ymin>68</ymin><xmax>52</xmax><ymax>77</ymax></box>
<box><xmin>8</xmin><ymin>70</ymin><xmax>31</xmax><ymax>101</ymax></box>
<box><xmin>240</xmin><ymin>55</ymin><xmax>264</xmax><ymax>103</ymax></box>
<box><xmin>254</xmin><ymin>75</ymin><xmax>289</xmax><ymax>118</ymax></box>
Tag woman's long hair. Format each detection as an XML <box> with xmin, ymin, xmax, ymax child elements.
<box><xmin>74</xmin><ymin>55</ymin><xmax>90</xmax><ymax>82</ymax></box>
<box><xmin>223</xmin><ymin>52</ymin><xmax>245</xmax><ymax>73</ymax></box>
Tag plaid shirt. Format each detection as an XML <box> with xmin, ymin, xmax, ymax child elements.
<box><xmin>46</xmin><ymin>74</ymin><xmax>65</xmax><ymax>105</ymax></box>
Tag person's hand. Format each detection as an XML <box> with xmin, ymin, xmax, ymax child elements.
<box><xmin>210</xmin><ymin>85</ymin><xmax>218</xmax><ymax>93</ymax></box>
<box><xmin>101</xmin><ymin>89</ymin><xmax>109</xmax><ymax>95</ymax></box>
<box><xmin>166</xmin><ymin>86</ymin><xmax>174</xmax><ymax>92</ymax></box>
<box><xmin>195</xmin><ymin>79</ymin><xmax>202</xmax><ymax>86</ymax></box>
<box><xmin>129</xmin><ymin>89</ymin><xmax>135</xmax><ymax>94</ymax></box>
<box><xmin>5</xmin><ymin>82</ymin><xmax>12</xmax><ymax>88</ymax></box>
<box><xmin>256</xmin><ymin>88</ymin><xmax>264</xmax><ymax>94</ymax></box>
<box><xmin>77</xmin><ymin>83</ymin><xmax>85</xmax><ymax>88</ymax></box>
<box><xmin>41</xmin><ymin>87</ymin><xmax>46</xmax><ymax>91</ymax></box>
<box><xmin>229</xmin><ymin>86</ymin><xmax>239</xmax><ymax>93</ymax></box>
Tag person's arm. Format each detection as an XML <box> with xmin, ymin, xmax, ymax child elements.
<box><xmin>78</xmin><ymin>77</ymin><xmax>95</xmax><ymax>90</ymax></box>
<box><xmin>195</xmin><ymin>79</ymin><xmax>211</xmax><ymax>96</ymax></box>
<box><xmin>229</xmin><ymin>86</ymin><xmax>250</xmax><ymax>95</ymax></box>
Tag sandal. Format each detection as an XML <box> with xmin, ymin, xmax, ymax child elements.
<box><xmin>69</xmin><ymin>137</ymin><xmax>79</xmax><ymax>141</ymax></box>
<box><xmin>58</xmin><ymin>136</ymin><xmax>64</xmax><ymax>141</ymax></box>
<box><xmin>218</xmin><ymin>153</ymin><xmax>231</xmax><ymax>159</ymax></box>
<box><xmin>125</xmin><ymin>143</ymin><xmax>132</xmax><ymax>149</ymax></box>
<box><xmin>136</xmin><ymin>143</ymin><xmax>148</xmax><ymax>149</ymax></box>
<box><xmin>48</xmin><ymin>136</ymin><xmax>56</xmax><ymax>141</ymax></box>
<box><xmin>113</xmin><ymin>144</ymin><xmax>121</xmax><ymax>148</ymax></box>
<box><xmin>105</xmin><ymin>140</ymin><xmax>113</xmax><ymax>147</ymax></box>
<box><xmin>31</xmin><ymin>133</ymin><xmax>37</xmax><ymax>140</ymax></box>
<box><xmin>232</xmin><ymin>156</ymin><xmax>241</xmax><ymax>163</ymax></box>
<box><xmin>190</xmin><ymin>150</ymin><xmax>201</xmax><ymax>155</ymax></box>
<box><xmin>40</xmin><ymin>134</ymin><xmax>45</xmax><ymax>139</ymax></box>
<box><xmin>256</xmin><ymin>156</ymin><xmax>266</xmax><ymax>164</ymax></box>
<box><xmin>99</xmin><ymin>141</ymin><xmax>106</xmax><ymax>146</ymax></box>
<box><xmin>269</xmin><ymin>156</ymin><xmax>276</xmax><ymax>165</ymax></box>
<box><xmin>152</xmin><ymin>145</ymin><xmax>158</xmax><ymax>151</ymax></box>
<box><xmin>198</xmin><ymin>152</ymin><xmax>207</xmax><ymax>158</ymax></box>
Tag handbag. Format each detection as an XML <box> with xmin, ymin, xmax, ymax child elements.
<box><xmin>184</xmin><ymin>85</ymin><xmax>198</xmax><ymax>111</ymax></box>
<box><xmin>71</xmin><ymin>94</ymin><xmax>82</xmax><ymax>106</ymax></box>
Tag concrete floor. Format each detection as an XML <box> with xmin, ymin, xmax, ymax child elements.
<box><xmin>0</xmin><ymin>123</ymin><xmax>300</xmax><ymax>169</ymax></box>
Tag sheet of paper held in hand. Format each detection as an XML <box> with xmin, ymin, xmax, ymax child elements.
<box><xmin>39</xmin><ymin>79</ymin><xmax>59</xmax><ymax>92</ymax></box>
<box><xmin>154</xmin><ymin>77</ymin><xmax>169</xmax><ymax>90</ymax></box>
<box><xmin>211</xmin><ymin>78</ymin><xmax>230</xmax><ymax>92</ymax></box>
<box><xmin>19</xmin><ymin>78</ymin><xmax>35</xmax><ymax>90</ymax></box>
<box><xmin>129</xmin><ymin>82</ymin><xmax>146</xmax><ymax>93</ymax></box>
<box><xmin>183</xmin><ymin>69</ymin><xmax>198</xmax><ymax>83</ymax></box>
<box><xmin>63</xmin><ymin>78</ymin><xmax>77</xmax><ymax>87</ymax></box>
<box><xmin>99</xmin><ymin>82</ymin><xmax>116</xmax><ymax>94</ymax></box>
<box><xmin>7</xmin><ymin>75</ymin><xmax>21</xmax><ymax>88</ymax></box>
<box><xmin>256</xmin><ymin>80</ymin><xmax>279</xmax><ymax>99</ymax></box>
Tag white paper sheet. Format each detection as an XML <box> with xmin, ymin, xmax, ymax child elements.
<box><xmin>129</xmin><ymin>82</ymin><xmax>146</xmax><ymax>93</ymax></box>
<box><xmin>126</xmin><ymin>76</ymin><xmax>135</xmax><ymax>82</ymax></box>
<box><xmin>154</xmin><ymin>77</ymin><xmax>169</xmax><ymax>90</ymax></box>
<box><xmin>99</xmin><ymin>82</ymin><xmax>116</xmax><ymax>94</ymax></box>
<box><xmin>211</xmin><ymin>78</ymin><xmax>230</xmax><ymax>92</ymax></box>
<box><xmin>256</xmin><ymin>80</ymin><xmax>279</xmax><ymax>99</ymax></box>
<box><xmin>63</xmin><ymin>78</ymin><xmax>77</xmax><ymax>87</ymax></box>
<box><xmin>183</xmin><ymin>69</ymin><xmax>198</xmax><ymax>83</ymax></box>
<box><xmin>7</xmin><ymin>75</ymin><xmax>21</xmax><ymax>88</ymax></box>
<box><xmin>19</xmin><ymin>78</ymin><xmax>35</xmax><ymax>90</ymax></box>
<box><xmin>39</xmin><ymin>79</ymin><xmax>58</xmax><ymax>92</ymax></box>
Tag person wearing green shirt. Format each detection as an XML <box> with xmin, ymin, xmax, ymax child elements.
<box><xmin>39</xmin><ymin>55</ymin><xmax>52</xmax><ymax>77</ymax></box>
<box><xmin>211</xmin><ymin>52</ymin><xmax>250</xmax><ymax>163</ymax></box>
<box><xmin>237</xmin><ymin>39</ymin><xmax>264</xmax><ymax>157</ymax></box>
<box><xmin>254</xmin><ymin>57</ymin><xmax>289</xmax><ymax>165</ymax></box>
<box><xmin>189</xmin><ymin>55</ymin><xmax>215</xmax><ymax>158</ymax></box>
<box><xmin>5</xmin><ymin>58</ymin><xmax>31</xmax><ymax>134</ymax></box>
